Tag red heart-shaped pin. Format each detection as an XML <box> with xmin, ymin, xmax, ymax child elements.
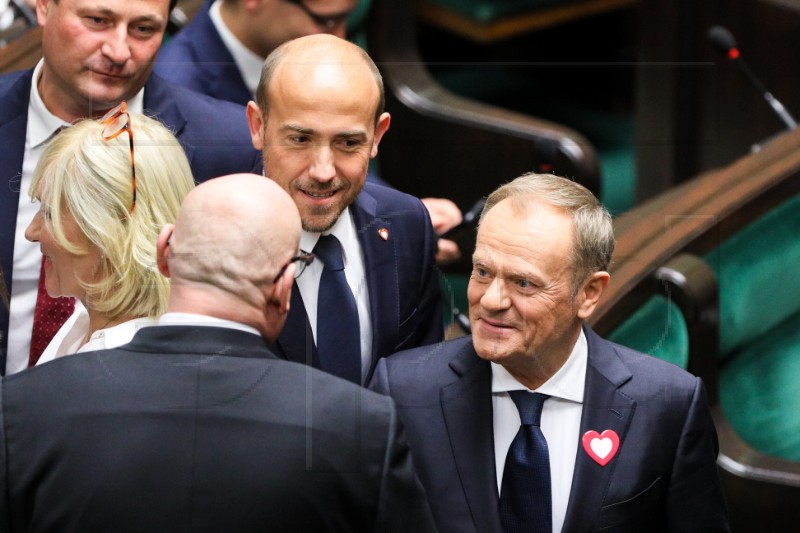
<box><xmin>581</xmin><ymin>429</ymin><xmax>620</xmax><ymax>466</ymax></box>
<box><xmin>378</xmin><ymin>228</ymin><xmax>389</xmax><ymax>241</ymax></box>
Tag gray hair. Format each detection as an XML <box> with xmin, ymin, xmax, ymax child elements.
<box><xmin>480</xmin><ymin>172</ymin><xmax>615</xmax><ymax>293</ymax></box>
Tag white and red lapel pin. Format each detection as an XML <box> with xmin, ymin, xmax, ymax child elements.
<box><xmin>378</xmin><ymin>228</ymin><xmax>389</xmax><ymax>241</ymax></box>
<box><xmin>582</xmin><ymin>430</ymin><xmax>620</xmax><ymax>466</ymax></box>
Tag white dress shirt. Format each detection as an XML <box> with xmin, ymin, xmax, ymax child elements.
<box><xmin>208</xmin><ymin>0</ymin><xmax>263</xmax><ymax>97</ymax></box>
<box><xmin>35</xmin><ymin>302</ymin><xmax>157</xmax><ymax>364</ymax></box>
<box><xmin>492</xmin><ymin>329</ymin><xmax>588</xmax><ymax>533</ymax></box>
<box><xmin>5</xmin><ymin>60</ymin><xmax>144</xmax><ymax>374</ymax></box>
<box><xmin>296</xmin><ymin>208</ymin><xmax>373</xmax><ymax>384</ymax></box>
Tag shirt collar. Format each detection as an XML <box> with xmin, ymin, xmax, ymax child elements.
<box><xmin>159</xmin><ymin>312</ymin><xmax>262</xmax><ymax>337</ymax></box>
<box><xmin>299</xmin><ymin>207</ymin><xmax>356</xmax><ymax>262</ymax></box>
<box><xmin>208</xmin><ymin>0</ymin><xmax>263</xmax><ymax>96</ymax></box>
<box><xmin>29</xmin><ymin>59</ymin><xmax>146</xmax><ymax>148</ymax></box>
<box><xmin>491</xmin><ymin>328</ymin><xmax>587</xmax><ymax>403</ymax></box>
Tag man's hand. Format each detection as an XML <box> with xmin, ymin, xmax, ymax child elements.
<box><xmin>421</xmin><ymin>197</ymin><xmax>462</xmax><ymax>265</ymax></box>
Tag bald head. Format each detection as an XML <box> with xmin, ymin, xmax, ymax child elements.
<box><xmin>254</xmin><ymin>34</ymin><xmax>385</xmax><ymax>125</ymax></box>
<box><xmin>158</xmin><ymin>174</ymin><xmax>302</xmax><ymax>337</ymax></box>
<box><xmin>247</xmin><ymin>34</ymin><xmax>392</xmax><ymax>233</ymax></box>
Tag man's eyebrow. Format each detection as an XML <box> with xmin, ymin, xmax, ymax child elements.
<box><xmin>280</xmin><ymin>124</ymin><xmax>315</xmax><ymax>135</ymax></box>
<box><xmin>335</xmin><ymin>131</ymin><xmax>369</xmax><ymax>140</ymax></box>
<box><xmin>130</xmin><ymin>14</ymin><xmax>163</xmax><ymax>24</ymax></box>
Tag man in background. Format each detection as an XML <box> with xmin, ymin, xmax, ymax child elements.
<box><xmin>0</xmin><ymin>173</ymin><xmax>437</xmax><ymax>532</ymax></box>
<box><xmin>156</xmin><ymin>0</ymin><xmax>463</xmax><ymax>263</ymax></box>
<box><xmin>156</xmin><ymin>0</ymin><xmax>357</xmax><ymax>106</ymax></box>
<box><xmin>0</xmin><ymin>0</ymin><xmax>260</xmax><ymax>374</ymax></box>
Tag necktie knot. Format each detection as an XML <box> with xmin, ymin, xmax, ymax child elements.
<box><xmin>314</xmin><ymin>234</ymin><xmax>345</xmax><ymax>271</ymax></box>
<box><xmin>508</xmin><ymin>391</ymin><xmax>548</xmax><ymax>426</ymax></box>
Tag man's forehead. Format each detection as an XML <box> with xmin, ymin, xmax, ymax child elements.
<box><xmin>66</xmin><ymin>0</ymin><xmax>169</xmax><ymax>18</ymax></box>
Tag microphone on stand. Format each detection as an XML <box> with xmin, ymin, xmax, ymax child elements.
<box><xmin>707</xmin><ymin>25</ymin><xmax>797</xmax><ymax>131</ymax></box>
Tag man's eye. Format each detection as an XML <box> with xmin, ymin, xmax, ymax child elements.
<box><xmin>340</xmin><ymin>139</ymin><xmax>361</xmax><ymax>150</ymax></box>
<box><xmin>85</xmin><ymin>16</ymin><xmax>108</xmax><ymax>26</ymax></box>
<box><xmin>132</xmin><ymin>24</ymin><xmax>157</xmax><ymax>37</ymax></box>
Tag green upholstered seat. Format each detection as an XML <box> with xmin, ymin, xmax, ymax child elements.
<box><xmin>423</xmin><ymin>0</ymin><xmax>578</xmax><ymax>23</ymax></box>
<box><xmin>707</xmin><ymin>193</ymin><xmax>800</xmax><ymax>361</ymax></box>
<box><xmin>706</xmin><ymin>192</ymin><xmax>800</xmax><ymax>462</ymax></box>
<box><xmin>720</xmin><ymin>309</ymin><xmax>800</xmax><ymax>462</ymax></box>
<box><xmin>607</xmin><ymin>294</ymin><xmax>689</xmax><ymax>369</ymax></box>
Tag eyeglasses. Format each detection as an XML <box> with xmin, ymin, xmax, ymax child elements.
<box><xmin>273</xmin><ymin>251</ymin><xmax>315</xmax><ymax>283</ymax></box>
<box><xmin>100</xmin><ymin>101</ymin><xmax>136</xmax><ymax>212</ymax></box>
<box><xmin>284</xmin><ymin>0</ymin><xmax>351</xmax><ymax>32</ymax></box>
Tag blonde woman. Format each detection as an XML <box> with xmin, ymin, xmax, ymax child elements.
<box><xmin>25</xmin><ymin>106</ymin><xmax>195</xmax><ymax>362</ymax></box>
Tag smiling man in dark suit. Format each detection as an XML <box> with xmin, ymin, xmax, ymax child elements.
<box><xmin>370</xmin><ymin>173</ymin><xmax>730</xmax><ymax>532</ymax></box>
<box><xmin>246</xmin><ymin>34</ymin><xmax>443</xmax><ymax>385</ymax></box>
<box><xmin>0</xmin><ymin>0</ymin><xmax>260</xmax><ymax>376</ymax></box>
<box><xmin>0</xmin><ymin>173</ymin><xmax>436</xmax><ymax>532</ymax></box>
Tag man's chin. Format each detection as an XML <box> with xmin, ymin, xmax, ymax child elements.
<box><xmin>300</xmin><ymin>208</ymin><xmax>345</xmax><ymax>233</ymax></box>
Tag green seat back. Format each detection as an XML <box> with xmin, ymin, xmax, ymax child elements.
<box><xmin>707</xmin><ymin>193</ymin><xmax>800</xmax><ymax>359</ymax></box>
<box><xmin>720</xmin><ymin>309</ymin><xmax>800</xmax><ymax>462</ymax></box>
<box><xmin>607</xmin><ymin>294</ymin><xmax>689</xmax><ymax>369</ymax></box>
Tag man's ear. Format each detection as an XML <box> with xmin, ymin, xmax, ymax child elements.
<box><xmin>156</xmin><ymin>224</ymin><xmax>174</xmax><ymax>278</ymax></box>
<box><xmin>246</xmin><ymin>101</ymin><xmax>265</xmax><ymax>151</ymax></box>
<box><xmin>370</xmin><ymin>112</ymin><xmax>391</xmax><ymax>158</ymax></box>
<box><xmin>36</xmin><ymin>0</ymin><xmax>50</xmax><ymax>25</ymax></box>
<box><xmin>271</xmin><ymin>262</ymin><xmax>296</xmax><ymax>315</ymax></box>
<box><xmin>576</xmin><ymin>271</ymin><xmax>610</xmax><ymax>320</ymax></box>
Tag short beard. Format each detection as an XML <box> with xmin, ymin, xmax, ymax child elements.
<box><xmin>301</xmin><ymin>208</ymin><xmax>345</xmax><ymax>233</ymax></box>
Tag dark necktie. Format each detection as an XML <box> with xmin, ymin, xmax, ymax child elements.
<box><xmin>28</xmin><ymin>257</ymin><xmax>75</xmax><ymax>366</ymax></box>
<box><xmin>314</xmin><ymin>234</ymin><xmax>361</xmax><ymax>384</ymax></box>
<box><xmin>499</xmin><ymin>391</ymin><xmax>552</xmax><ymax>533</ymax></box>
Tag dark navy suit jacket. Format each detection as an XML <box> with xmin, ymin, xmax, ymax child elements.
<box><xmin>0</xmin><ymin>326</ymin><xmax>437</xmax><ymax>532</ymax></box>
<box><xmin>0</xmin><ymin>69</ymin><xmax>260</xmax><ymax>372</ymax></box>
<box><xmin>155</xmin><ymin>1</ymin><xmax>252</xmax><ymax>106</ymax></box>
<box><xmin>271</xmin><ymin>182</ymin><xmax>444</xmax><ymax>384</ymax></box>
<box><xmin>370</xmin><ymin>326</ymin><xmax>730</xmax><ymax>533</ymax></box>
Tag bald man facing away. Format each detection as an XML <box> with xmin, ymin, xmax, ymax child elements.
<box><xmin>0</xmin><ymin>174</ymin><xmax>436</xmax><ymax>533</ymax></box>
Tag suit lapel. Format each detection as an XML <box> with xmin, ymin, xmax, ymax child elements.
<box><xmin>190</xmin><ymin>7</ymin><xmax>252</xmax><ymax>105</ymax></box>
<box><xmin>350</xmin><ymin>190</ymin><xmax>399</xmax><ymax>381</ymax></box>
<box><xmin>273</xmin><ymin>282</ymin><xmax>319</xmax><ymax>368</ymax></box>
<box><xmin>562</xmin><ymin>327</ymin><xmax>636</xmax><ymax>532</ymax></box>
<box><xmin>0</xmin><ymin>70</ymin><xmax>34</xmax><ymax>372</ymax></box>
<box><xmin>440</xmin><ymin>343</ymin><xmax>504</xmax><ymax>533</ymax></box>
<box><xmin>143</xmin><ymin>75</ymin><xmax>194</xmax><ymax>164</ymax></box>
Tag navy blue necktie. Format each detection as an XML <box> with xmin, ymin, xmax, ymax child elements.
<box><xmin>499</xmin><ymin>391</ymin><xmax>552</xmax><ymax>533</ymax></box>
<box><xmin>314</xmin><ymin>235</ymin><xmax>361</xmax><ymax>384</ymax></box>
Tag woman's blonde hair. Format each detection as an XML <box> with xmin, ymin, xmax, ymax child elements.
<box><xmin>30</xmin><ymin>112</ymin><xmax>195</xmax><ymax>320</ymax></box>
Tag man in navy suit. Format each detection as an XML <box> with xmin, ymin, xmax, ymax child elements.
<box><xmin>0</xmin><ymin>173</ymin><xmax>437</xmax><ymax>532</ymax></box>
<box><xmin>246</xmin><ymin>34</ymin><xmax>443</xmax><ymax>385</ymax></box>
<box><xmin>0</xmin><ymin>0</ymin><xmax>260</xmax><ymax>375</ymax></box>
<box><xmin>156</xmin><ymin>0</ymin><xmax>357</xmax><ymax>107</ymax></box>
<box><xmin>370</xmin><ymin>173</ymin><xmax>730</xmax><ymax>532</ymax></box>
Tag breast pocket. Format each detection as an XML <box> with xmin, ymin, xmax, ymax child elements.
<box><xmin>598</xmin><ymin>477</ymin><xmax>664</xmax><ymax>531</ymax></box>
